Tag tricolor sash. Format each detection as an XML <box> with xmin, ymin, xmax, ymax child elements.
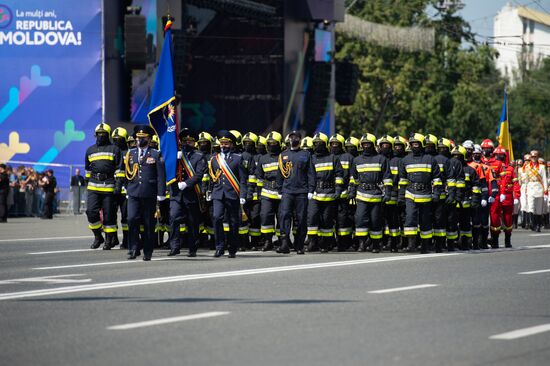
<box><xmin>182</xmin><ymin>152</ymin><xmax>202</xmax><ymax>197</ymax></box>
<box><xmin>216</xmin><ymin>154</ymin><xmax>240</xmax><ymax>195</ymax></box>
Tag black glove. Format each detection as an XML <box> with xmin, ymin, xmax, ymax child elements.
<box><xmin>445</xmin><ymin>195</ymin><xmax>454</xmax><ymax>205</ymax></box>
<box><xmin>432</xmin><ymin>193</ymin><xmax>440</xmax><ymax>203</ymax></box>
<box><xmin>383</xmin><ymin>187</ymin><xmax>392</xmax><ymax>203</ymax></box>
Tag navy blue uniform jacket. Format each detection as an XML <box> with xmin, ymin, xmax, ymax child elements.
<box><xmin>208</xmin><ymin>152</ymin><xmax>248</xmax><ymax>201</ymax></box>
<box><xmin>126</xmin><ymin>147</ymin><xmax>166</xmax><ymax>198</ymax></box>
<box><xmin>170</xmin><ymin>150</ymin><xmax>206</xmax><ymax>204</ymax></box>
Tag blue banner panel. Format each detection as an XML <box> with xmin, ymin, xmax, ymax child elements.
<box><xmin>0</xmin><ymin>0</ymin><xmax>102</xmax><ymax>171</ymax></box>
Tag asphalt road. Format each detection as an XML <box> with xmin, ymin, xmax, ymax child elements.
<box><xmin>1</xmin><ymin>215</ymin><xmax>549</xmax><ymax>366</ymax></box>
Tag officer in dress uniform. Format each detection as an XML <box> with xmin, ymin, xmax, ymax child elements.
<box><xmin>208</xmin><ymin>130</ymin><xmax>248</xmax><ymax>258</ymax></box>
<box><xmin>278</xmin><ymin>130</ymin><xmax>315</xmax><ymax>254</ymax></box>
<box><xmin>125</xmin><ymin>125</ymin><xmax>166</xmax><ymax>260</ymax></box>
<box><xmin>168</xmin><ymin>128</ymin><xmax>206</xmax><ymax>257</ymax></box>
<box><xmin>84</xmin><ymin>123</ymin><xmax>123</xmax><ymax>250</ymax></box>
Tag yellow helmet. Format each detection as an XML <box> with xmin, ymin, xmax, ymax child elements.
<box><xmin>111</xmin><ymin>127</ymin><xmax>128</xmax><ymax>141</ymax></box>
<box><xmin>345</xmin><ymin>136</ymin><xmax>359</xmax><ymax>149</ymax></box>
<box><xmin>198</xmin><ymin>131</ymin><xmax>213</xmax><ymax>143</ymax></box>
<box><xmin>360</xmin><ymin>133</ymin><xmax>377</xmax><ymax>145</ymax></box>
<box><xmin>425</xmin><ymin>134</ymin><xmax>438</xmax><ymax>146</ymax></box>
<box><xmin>312</xmin><ymin>132</ymin><xmax>329</xmax><ymax>147</ymax></box>
<box><xmin>152</xmin><ymin>135</ymin><xmax>159</xmax><ymax>144</ymax></box>
<box><xmin>229</xmin><ymin>130</ymin><xmax>242</xmax><ymax>145</ymax></box>
<box><xmin>409</xmin><ymin>133</ymin><xmax>426</xmax><ymax>147</ymax></box>
<box><xmin>266</xmin><ymin>131</ymin><xmax>282</xmax><ymax>145</ymax></box>
<box><xmin>212</xmin><ymin>138</ymin><xmax>220</xmax><ymax>147</ymax></box>
<box><xmin>393</xmin><ymin>135</ymin><xmax>407</xmax><ymax>146</ymax></box>
<box><xmin>258</xmin><ymin>135</ymin><xmax>267</xmax><ymax>146</ymax></box>
<box><xmin>243</xmin><ymin>132</ymin><xmax>258</xmax><ymax>146</ymax></box>
<box><xmin>437</xmin><ymin>137</ymin><xmax>452</xmax><ymax>150</ymax></box>
<box><xmin>95</xmin><ymin>122</ymin><xmax>111</xmax><ymax>136</ymax></box>
<box><xmin>451</xmin><ymin>145</ymin><xmax>467</xmax><ymax>158</ymax></box>
<box><xmin>329</xmin><ymin>133</ymin><xmax>345</xmax><ymax>146</ymax></box>
<box><xmin>378</xmin><ymin>134</ymin><xmax>394</xmax><ymax>147</ymax></box>
<box><xmin>301</xmin><ymin>136</ymin><xmax>313</xmax><ymax>149</ymax></box>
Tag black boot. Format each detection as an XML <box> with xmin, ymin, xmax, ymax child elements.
<box><xmin>390</xmin><ymin>236</ymin><xmax>399</xmax><ymax>253</ymax></box>
<box><xmin>480</xmin><ymin>228</ymin><xmax>489</xmax><ymax>249</ymax></box>
<box><xmin>462</xmin><ymin>236</ymin><xmax>472</xmax><ymax>251</ymax></box>
<box><xmin>307</xmin><ymin>236</ymin><xmax>319</xmax><ymax>252</ymax></box>
<box><xmin>261</xmin><ymin>235</ymin><xmax>273</xmax><ymax>251</ymax></box>
<box><xmin>276</xmin><ymin>236</ymin><xmax>291</xmax><ymax>254</ymax></box>
<box><xmin>471</xmin><ymin>228</ymin><xmax>480</xmax><ymax>250</ymax></box>
<box><xmin>351</xmin><ymin>236</ymin><xmax>359</xmax><ymax>251</ymax></box>
<box><xmin>120</xmin><ymin>230</ymin><xmax>128</xmax><ymax>249</ymax></box>
<box><xmin>358</xmin><ymin>237</ymin><xmax>368</xmax><ymax>252</ymax></box>
<box><xmin>250</xmin><ymin>235</ymin><xmax>260</xmax><ymax>251</ymax></box>
<box><xmin>371</xmin><ymin>239</ymin><xmax>381</xmax><ymax>253</ymax></box>
<box><xmin>491</xmin><ymin>233</ymin><xmax>499</xmax><ymax>249</ymax></box>
<box><xmin>505</xmin><ymin>233</ymin><xmax>512</xmax><ymax>248</ymax></box>
<box><xmin>513</xmin><ymin>214</ymin><xmax>518</xmax><ymax>229</ymax></box>
<box><xmin>420</xmin><ymin>238</ymin><xmax>430</xmax><ymax>254</ymax></box>
<box><xmin>90</xmin><ymin>228</ymin><xmax>104</xmax><ymax>249</ymax></box>
<box><xmin>239</xmin><ymin>234</ymin><xmax>250</xmax><ymax>251</ymax></box>
<box><xmin>380</xmin><ymin>236</ymin><xmax>389</xmax><ymax>251</ymax></box>
<box><xmin>434</xmin><ymin>237</ymin><xmax>444</xmax><ymax>253</ymax></box>
<box><xmin>447</xmin><ymin>239</ymin><xmax>455</xmax><ymax>252</ymax></box>
<box><xmin>404</xmin><ymin>236</ymin><xmax>416</xmax><ymax>253</ymax></box>
<box><xmin>319</xmin><ymin>237</ymin><xmax>329</xmax><ymax>253</ymax></box>
<box><xmin>536</xmin><ymin>215</ymin><xmax>542</xmax><ymax>232</ymax></box>
<box><xmin>521</xmin><ymin>211</ymin><xmax>526</xmax><ymax>229</ymax></box>
<box><xmin>530</xmin><ymin>213</ymin><xmax>536</xmax><ymax>231</ymax></box>
<box><xmin>112</xmin><ymin>232</ymin><xmax>120</xmax><ymax>247</ymax></box>
<box><xmin>102</xmin><ymin>232</ymin><xmax>115</xmax><ymax>250</ymax></box>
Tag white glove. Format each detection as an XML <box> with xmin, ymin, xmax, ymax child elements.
<box><xmin>308</xmin><ymin>193</ymin><xmax>314</xmax><ymax>200</ymax></box>
<box><xmin>514</xmin><ymin>198</ymin><xmax>519</xmax><ymax>205</ymax></box>
<box><xmin>488</xmin><ymin>196</ymin><xmax>495</xmax><ymax>203</ymax></box>
<box><xmin>500</xmin><ymin>194</ymin><xmax>506</xmax><ymax>203</ymax></box>
<box><xmin>157</xmin><ymin>195</ymin><xmax>166</xmax><ymax>201</ymax></box>
<box><xmin>177</xmin><ymin>151</ymin><xmax>182</xmax><ymax>159</ymax></box>
<box><xmin>205</xmin><ymin>194</ymin><xmax>212</xmax><ymax>202</ymax></box>
<box><xmin>481</xmin><ymin>199</ymin><xmax>487</xmax><ymax>207</ymax></box>
<box><xmin>178</xmin><ymin>181</ymin><xmax>187</xmax><ymax>190</ymax></box>
<box><xmin>240</xmin><ymin>198</ymin><xmax>246</xmax><ymax>205</ymax></box>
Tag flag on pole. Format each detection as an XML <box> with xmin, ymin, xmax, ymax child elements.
<box><xmin>497</xmin><ymin>89</ymin><xmax>514</xmax><ymax>162</ymax></box>
<box><xmin>147</xmin><ymin>19</ymin><xmax>178</xmax><ymax>185</ymax></box>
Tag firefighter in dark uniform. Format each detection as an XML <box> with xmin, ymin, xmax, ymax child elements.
<box><xmin>349</xmin><ymin>133</ymin><xmax>393</xmax><ymax>253</ymax></box>
<box><xmin>278</xmin><ymin>130</ymin><xmax>315</xmax><ymax>254</ymax></box>
<box><xmin>168</xmin><ymin>128</ymin><xmax>206</xmax><ymax>257</ymax></box>
<box><xmin>257</xmin><ymin>136</ymin><xmax>267</xmax><ymax>156</ymax></box>
<box><xmin>125</xmin><ymin>125</ymin><xmax>166</xmax><ymax>260</ymax></box>
<box><xmin>345</xmin><ymin>137</ymin><xmax>360</xmax><ymax>250</ymax></box>
<box><xmin>111</xmin><ymin>127</ymin><xmax>129</xmax><ymax>248</ymax></box>
<box><xmin>84</xmin><ymin>122</ymin><xmax>123</xmax><ymax>250</ymax></box>
<box><xmin>378</xmin><ymin>135</ymin><xmax>398</xmax><ymax>251</ymax></box>
<box><xmin>330</xmin><ymin>134</ymin><xmax>353</xmax><ymax>251</ymax></box>
<box><xmin>208</xmin><ymin>130</ymin><xmax>248</xmax><ymax>258</ymax></box>
<box><xmin>198</xmin><ymin>132</ymin><xmax>214</xmax><ymax>249</ymax></box>
<box><xmin>241</xmin><ymin>132</ymin><xmax>261</xmax><ymax>250</ymax></box>
<box><xmin>256</xmin><ymin>131</ymin><xmax>283</xmax><ymax>251</ymax></box>
<box><xmin>398</xmin><ymin>133</ymin><xmax>443</xmax><ymax>254</ymax></box>
<box><xmin>453</xmin><ymin>145</ymin><xmax>481</xmax><ymax>250</ymax></box>
<box><xmin>306</xmin><ymin>132</ymin><xmax>344</xmax><ymax>253</ymax></box>
<box><xmin>390</xmin><ymin>136</ymin><xmax>407</xmax><ymax>251</ymax></box>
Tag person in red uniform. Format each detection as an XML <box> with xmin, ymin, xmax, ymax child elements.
<box><xmin>490</xmin><ymin>146</ymin><xmax>519</xmax><ymax>248</ymax></box>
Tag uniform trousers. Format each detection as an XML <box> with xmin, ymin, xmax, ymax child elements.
<box><xmin>404</xmin><ymin>199</ymin><xmax>433</xmax><ymax>239</ymax></box>
<box><xmin>307</xmin><ymin>199</ymin><xmax>336</xmax><ymax>238</ymax></box>
<box><xmin>279</xmin><ymin>193</ymin><xmax>308</xmax><ymax>250</ymax></box>
<box><xmin>86</xmin><ymin>191</ymin><xmax>116</xmax><ymax>232</ymax></box>
<box><xmin>213</xmin><ymin>198</ymin><xmax>240</xmax><ymax>253</ymax></box>
<box><xmin>169</xmin><ymin>199</ymin><xmax>200</xmax><ymax>252</ymax></box>
<box><xmin>127</xmin><ymin>196</ymin><xmax>156</xmax><ymax>257</ymax></box>
<box><xmin>355</xmin><ymin>201</ymin><xmax>383</xmax><ymax>239</ymax></box>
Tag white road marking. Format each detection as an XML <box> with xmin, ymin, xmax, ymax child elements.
<box><xmin>0</xmin><ymin>274</ymin><xmax>91</xmax><ymax>285</ymax></box>
<box><xmin>107</xmin><ymin>311</ymin><xmax>230</xmax><ymax>330</ymax></box>
<box><xmin>529</xmin><ymin>233</ymin><xmax>550</xmax><ymax>237</ymax></box>
<box><xmin>489</xmin><ymin>324</ymin><xmax>550</xmax><ymax>340</ymax></box>
<box><xmin>29</xmin><ymin>249</ymin><xmax>96</xmax><ymax>255</ymax></box>
<box><xmin>523</xmin><ymin>244</ymin><xmax>550</xmax><ymax>249</ymax></box>
<box><xmin>368</xmin><ymin>284</ymin><xmax>439</xmax><ymax>294</ymax></box>
<box><xmin>0</xmin><ymin>253</ymin><xmax>460</xmax><ymax>301</ymax></box>
<box><xmin>518</xmin><ymin>268</ymin><xmax>550</xmax><ymax>275</ymax></box>
<box><xmin>0</xmin><ymin>236</ymin><xmax>91</xmax><ymax>243</ymax></box>
<box><xmin>33</xmin><ymin>257</ymin><xmax>177</xmax><ymax>270</ymax></box>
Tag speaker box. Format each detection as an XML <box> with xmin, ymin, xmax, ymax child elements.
<box><xmin>124</xmin><ymin>14</ymin><xmax>146</xmax><ymax>69</ymax></box>
<box><xmin>335</xmin><ymin>61</ymin><xmax>359</xmax><ymax>106</ymax></box>
<box><xmin>287</xmin><ymin>0</ymin><xmax>345</xmax><ymax>22</ymax></box>
<box><xmin>303</xmin><ymin>61</ymin><xmax>331</xmax><ymax>133</ymax></box>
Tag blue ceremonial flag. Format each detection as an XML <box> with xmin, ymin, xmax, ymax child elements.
<box><xmin>147</xmin><ymin>20</ymin><xmax>178</xmax><ymax>185</ymax></box>
<box><xmin>497</xmin><ymin>89</ymin><xmax>514</xmax><ymax>162</ymax></box>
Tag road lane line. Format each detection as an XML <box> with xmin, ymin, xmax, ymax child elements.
<box><xmin>29</xmin><ymin>249</ymin><xmax>97</xmax><ymax>255</ymax></box>
<box><xmin>523</xmin><ymin>244</ymin><xmax>550</xmax><ymax>249</ymax></box>
<box><xmin>529</xmin><ymin>233</ymin><xmax>550</xmax><ymax>236</ymax></box>
<box><xmin>518</xmin><ymin>268</ymin><xmax>550</xmax><ymax>275</ymax></box>
<box><xmin>489</xmin><ymin>324</ymin><xmax>550</xmax><ymax>340</ymax></box>
<box><xmin>0</xmin><ymin>274</ymin><xmax>89</xmax><ymax>285</ymax></box>
<box><xmin>107</xmin><ymin>311</ymin><xmax>230</xmax><ymax>330</ymax></box>
<box><xmin>368</xmin><ymin>284</ymin><xmax>439</xmax><ymax>294</ymax></box>
<box><xmin>0</xmin><ymin>253</ymin><xmax>460</xmax><ymax>301</ymax></box>
<box><xmin>0</xmin><ymin>236</ymin><xmax>91</xmax><ymax>243</ymax></box>
<box><xmin>33</xmin><ymin>257</ymin><xmax>177</xmax><ymax>270</ymax></box>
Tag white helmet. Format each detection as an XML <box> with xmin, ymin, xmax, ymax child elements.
<box><xmin>463</xmin><ymin>140</ymin><xmax>474</xmax><ymax>150</ymax></box>
<box><xmin>473</xmin><ymin>144</ymin><xmax>482</xmax><ymax>154</ymax></box>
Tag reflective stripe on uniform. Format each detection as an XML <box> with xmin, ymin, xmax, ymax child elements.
<box><xmin>315</xmin><ymin>162</ymin><xmax>334</xmax><ymax>172</ymax></box>
<box><xmin>103</xmin><ymin>225</ymin><xmax>117</xmax><ymax>233</ymax></box>
<box><xmin>357</xmin><ymin>163</ymin><xmax>381</xmax><ymax>172</ymax></box>
<box><xmin>87</xmin><ymin>182</ymin><xmax>115</xmax><ymax>192</ymax></box>
<box><xmin>88</xmin><ymin>152</ymin><xmax>116</xmax><ymax>161</ymax></box>
<box><xmin>405</xmin><ymin>164</ymin><xmax>431</xmax><ymax>173</ymax></box>
<box><xmin>405</xmin><ymin>191</ymin><xmax>431</xmax><ymax>202</ymax></box>
<box><xmin>357</xmin><ymin>191</ymin><xmax>382</xmax><ymax>203</ymax></box>
<box><xmin>354</xmin><ymin>227</ymin><xmax>369</xmax><ymax>236</ymax></box>
<box><xmin>261</xmin><ymin>225</ymin><xmax>275</xmax><ymax>234</ymax></box>
<box><xmin>419</xmin><ymin>230</ymin><xmax>433</xmax><ymax>239</ymax></box>
<box><xmin>88</xmin><ymin>221</ymin><xmax>102</xmax><ymax>230</ymax></box>
<box><xmin>307</xmin><ymin>226</ymin><xmax>319</xmax><ymax>235</ymax></box>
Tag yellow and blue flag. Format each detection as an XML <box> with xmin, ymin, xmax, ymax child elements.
<box><xmin>147</xmin><ymin>20</ymin><xmax>178</xmax><ymax>185</ymax></box>
<box><xmin>497</xmin><ymin>90</ymin><xmax>514</xmax><ymax>162</ymax></box>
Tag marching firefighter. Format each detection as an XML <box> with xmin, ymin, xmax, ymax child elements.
<box><xmin>349</xmin><ymin>133</ymin><xmax>393</xmax><ymax>253</ymax></box>
<box><xmin>125</xmin><ymin>125</ymin><xmax>166</xmax><ymax>260</ymax></box>
<box><xmin>256</xmin><ymin>131</ymin><xmax>284</xmax><ymax>251</ymax></box>
<box><xmin>257</xmin><ymin>135</ymin><xmax>267</xmax><ymax>156</ymax></box>
<box><xmin>111</xmin><ymin>127</ymin><xmax>129</xmax><ymax>248</ymax></box>
<box><xmin>398</xmin><ymin>133</ymin><xmax>442</xmax><ymax>253</ymax></box>
<box><xmin>168</xmin><ymin>128</ymin><xmax>206</xmax><ymax>257</ymax></box>
<box><xmin>306</xmin><ymin>132</ymin><xmax>344</xmax><ymax>253</ymax></box>
<box><xmin>490</xmin><ymin>147</ymin><xmax>519</xmax><ymax>248</ymax></box>
<box><xmin>390</xmin><ymin>136</ymin><xmax>407</xmax><ymax>251</ymax></box>
<box><xmin>525</xmin><ymin>150</ymin><xmax>548</xmax><ymax>232</ymax></box>
<box><xmin>378</xmin><ymin>135</ymin><xmax>397</xmax><ymax>251</ymax></box>
<box><xmin>241</xmin><ymin>132</ymin><xmax>261</xmax><ymax>250</ymax></box>
<box><xmin>84</xmin><ymin>122</ymin><xmax>123</xmax><ymax>250</ymax></box>
<box><xmin>452</xmin><ymin>145</ymin><xmax>481</xmax><ymax>250</ymax></box>
<box><xmin>208</xmin><ymin>130</ymin><xmax>248</xmax><ymax>258</ymax></box>
<box><xmin>330</xmin><ymin>134</ymin><xmax>353</xmax><ymax>250</ymax></box>
<box><xmin>278</xmin><ymin>130</ymin><xmax>315</xmax><ymax>254</ymax></box>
